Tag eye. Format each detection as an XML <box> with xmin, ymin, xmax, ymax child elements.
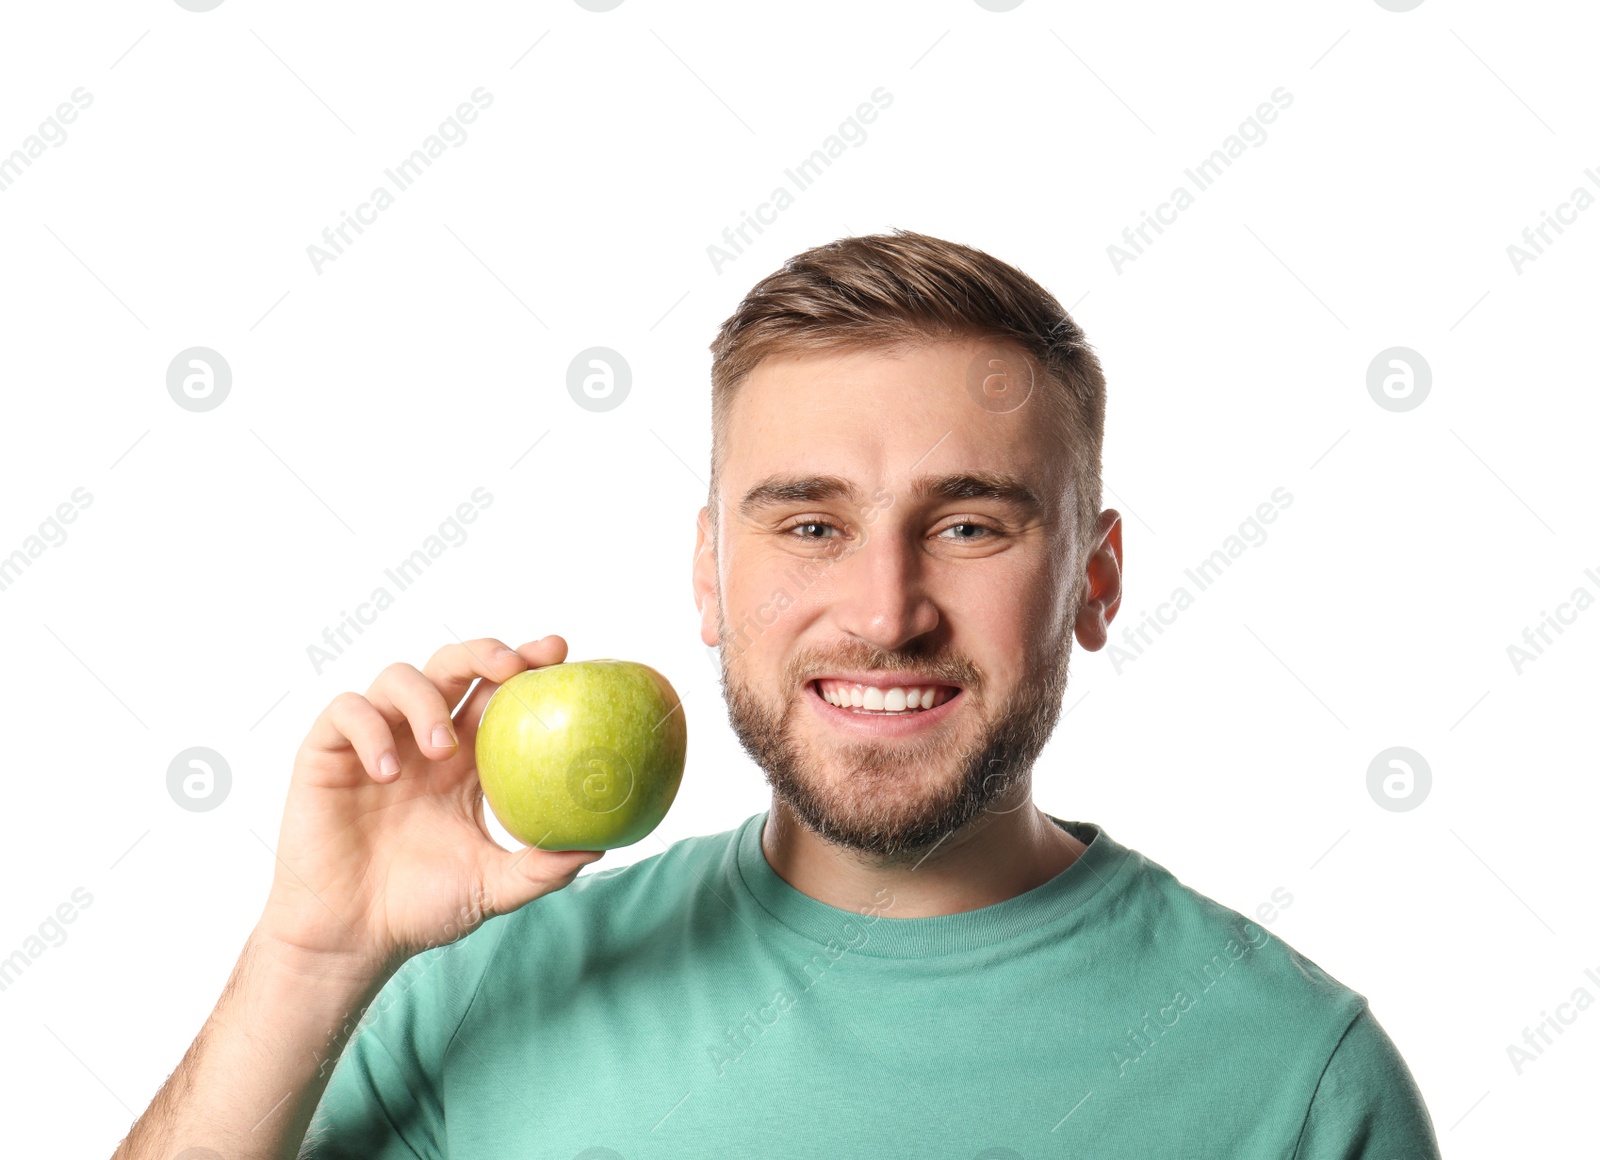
<box><xmin>784</xmin><ymin>520</ymin><xmax>842</xmax><ymax>540</ymax></box>
<box><xmin>938</xmin><ymin>522</ymin><xmax>994</xmax><ymax>542</ymax></box>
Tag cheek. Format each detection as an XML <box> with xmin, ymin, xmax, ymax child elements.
<box><xmin>949</xmin><ymin>563</ymin><xmax>1064</xmax><ymax>676</ymax></box>
<box><xmin>955</xmin><ymin>600</ymin><xmax>1026</xmax><ymax>679</ymax></box>
<box><xmin>722</xmin><ymin>548</ymin><xmax>774</xmax><ymax>619</ymax></box>
<box><xmin>721</xmin><ymin>549</ymin><xmax>812</xmax><ymax>652</ymax></box>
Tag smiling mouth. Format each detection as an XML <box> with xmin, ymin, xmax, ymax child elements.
<box><xmin>811</xmin><ymin>678</ymin><xmax>960</xmax><ymax>714</ymax></box>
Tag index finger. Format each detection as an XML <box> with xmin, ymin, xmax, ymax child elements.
<box><xmin>424</xmin><ymin>635</ymin><xmax>568</xmax><ymax>712</ymax></box>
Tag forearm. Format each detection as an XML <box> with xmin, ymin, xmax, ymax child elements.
<box><xmin>111</xmin><ymin>930</ymin><xmax>397</xmax><ymax>1160</ymax></box>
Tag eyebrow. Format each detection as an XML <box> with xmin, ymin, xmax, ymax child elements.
<box><xmin>738</xmin><ymin>471</ymin><xmax>1044</xmax><ymax>518</ymax></box>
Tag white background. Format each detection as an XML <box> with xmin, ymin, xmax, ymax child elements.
<box><xmin>1</xmin><ymin>0</ymin><xmax>1595</xmax><ymax>1154</ymax></box>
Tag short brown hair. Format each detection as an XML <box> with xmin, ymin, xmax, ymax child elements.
<box><xmin>707</xmin><ymin>228</ymin><xmax>1107</xmax><ymax>560</ymax></box>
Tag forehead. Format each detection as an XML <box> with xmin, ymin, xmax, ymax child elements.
<box><xmin>721</xmin><ymin>338</ymin><xmax>1065</xmax><ymax>506</ymax></box>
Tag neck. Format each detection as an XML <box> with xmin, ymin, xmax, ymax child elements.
<box><xmin>761</xmin><ymin>784</ymin><xmax>1087</xmax><ymax>918</ymax></box>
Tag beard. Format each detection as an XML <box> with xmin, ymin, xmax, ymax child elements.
<box><xmin>716</xmin><ymin>614</ymin><xmax>1075</xmax><ymax>866</ymax></box>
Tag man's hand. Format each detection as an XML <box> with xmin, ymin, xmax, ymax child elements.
<box><xmin>256</xmin><ymin>634</ymin><xmax>603</xmax><ymax>973</ymax></box>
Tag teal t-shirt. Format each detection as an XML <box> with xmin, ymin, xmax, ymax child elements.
<box><xmin>304</xmin><ymin>812</ymin><xmax>1441</xmax><ymax>1158</ymax></box>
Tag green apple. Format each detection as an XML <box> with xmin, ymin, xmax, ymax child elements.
<box><xmin>475</xmin><ymin>659</ymin><xmax>686</xmax><ymax>851</ymax></box>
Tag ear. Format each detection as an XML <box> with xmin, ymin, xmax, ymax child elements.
<box><xmin>692</xmin><ymin>505</ymin><xmax>720</xmax><ymax>647</ymax></box>
<box><xmin>1073</xmin><ymin>509</ymin><xmax>1123</xmax><ymax>652</ymax></box>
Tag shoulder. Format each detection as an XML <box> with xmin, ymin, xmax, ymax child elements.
<box><xmin>1291</xmin><ymin>1004</ymin><xmax>1441</xmax><ymax>1157</ymax></box>
<box><xmin>532</xmin><ymin>816</ymin><xmax>748</xmax><ymax>936</ymax></box>
<box><xmin>468</xmin><ymin>817</ymin><xmax>752</xmax><ymax>984</ymax></box>
<box><xmin>1112</xmin><ymin>838</ymin><xmax>1370</xmax><ymax>1051</ymax></box>
<box><xmin>561</xmin><ymin>817</ymin><xmax>745</xmax><ymax>907</ymax></box>
<box><xmin>1105</xmin><ymin>838</ymin><xmax>1438</xmax><ymax>1149</ymax></box>
<box><xmin>356</xmin><ymin>818</ymin><xmax>751</xmax><ymax>1044</ymax></box>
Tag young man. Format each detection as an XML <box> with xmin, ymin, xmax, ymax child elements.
<box><xmin>115</xmin><ymin>231</ymin><xmax>1441</xmax><ymax>1158</ymax></box>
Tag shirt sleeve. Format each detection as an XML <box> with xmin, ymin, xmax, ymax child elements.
<box><xmin>300</xmin><ymin>917</ymin><xmax>512</xmax><ymax>1160</ymax></box>
<box><xmin>301</xmin><ymin>1021</ymin><xmax>430</xmax><ymax>1160</ymax></box>
<box><xmin>1292</xmin><ymin>1004</ymin><xmax>1442</xmax><ymax>1160</ymax></box>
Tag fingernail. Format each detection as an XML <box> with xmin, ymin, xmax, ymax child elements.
<box><xmin>432</xmin><ymin>725</ymin><xmax>454</xmax><ymax>749</ymax></box>
<box><xmin>379</xmin><ymin>752</ymin><xmax>400</xmax><ymax>777</ymax></box>
<box><xmin>497</xmin><ymin>646</ymin><xmax>520</xmax><ymax>658</ymax></box>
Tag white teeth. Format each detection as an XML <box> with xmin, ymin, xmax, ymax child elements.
<box><xmin>816</xmin><ymin>680</ymin><xmax>953</xmax><ymax>713</ymax></box>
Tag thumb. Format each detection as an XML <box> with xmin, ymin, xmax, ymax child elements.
<box><xmin>480</xmin><ymin>840</ymin><xmax>605</xmax><ymax>916</ymax></box>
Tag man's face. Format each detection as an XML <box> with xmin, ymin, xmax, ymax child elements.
<box><xmin>692</xmin><ymin>338</ymin><xmax>1115</xmax><ymax>863</ymax></box>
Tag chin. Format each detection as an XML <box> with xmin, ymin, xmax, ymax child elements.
<box><xmin>765</xmin><ymin>735</ymin><xmax>992</xmax><ymax>861</ymax></box>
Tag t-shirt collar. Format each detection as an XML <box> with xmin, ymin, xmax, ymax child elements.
<box><xmin>731</xmin><ymin>808</ymin><xmax>1135</xmax><ymax>959</ymax></box>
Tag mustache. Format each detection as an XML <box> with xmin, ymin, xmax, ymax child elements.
<box><xmin>782</xmin><ymin>649</ymin><xmax>982</xmax><ymax>691</ymax></box>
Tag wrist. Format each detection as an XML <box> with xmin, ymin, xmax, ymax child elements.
<box><xmin>227</xmin><ymin>928</ymin><xmax>402</xmax><ymax>1085</ymax></box>
<box><xmin>246</xmin><ymin>924</ymin><xmax>400</xmax><ymax>993</ymax></box>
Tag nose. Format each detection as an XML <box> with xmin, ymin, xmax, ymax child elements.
<box><xmin>828</xmin><ymin>522</ymin><xmax>941</xmax><ymax>651</ymax></box>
